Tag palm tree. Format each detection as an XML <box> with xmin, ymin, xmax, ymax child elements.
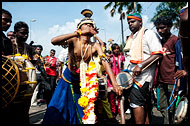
<box><xmin>104</xmin><ymin>2</ymin><xmax>142</xmax><ymax>17</ymax></box>
<box><xmin>151</xmin><ymin>2</ymin><xmax>187</xmax><ymax>29</ymax></box>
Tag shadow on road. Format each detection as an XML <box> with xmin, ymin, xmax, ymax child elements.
<box><xmin>29</xmin><ymin>104</ymin><xmax>47</xmax><ymax>124</ymax></box>
<box><xmin>30</xmin><ymin>109</ymin><xmax>46</xmax><ymax>124</ymax></box>
<box><xmin>151</xmin><ymin>115</ymin><xmax>163</xmax><ymax>124</ymax></box>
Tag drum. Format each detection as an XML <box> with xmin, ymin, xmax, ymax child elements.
<box><xmin>116</xmin><ymin>72</ymin><xmax>133</xmax><ymax>90</ymax></box>
<box><xmin>2</xmin><ymin>56</ymin><xmax>20</xmax><ymax>108</ymax></box>
<box><xmin>174</xmin><ymin>96</ymin><xmax>188</xmax><ymax>124</ymax></box>
<box><xmin>98</xmin><ymin>77</ymin><xmax>108</xmax><ymax>99</ymax></box>
<box><xmin>2</xmin><ymin>55</ymin><xmax>37</xmax><ymax>108</ymax></box>
<box><xmin>11</xmin><ymin>55</ymin><xmax>37</xmax><ymax>97</ymax></box>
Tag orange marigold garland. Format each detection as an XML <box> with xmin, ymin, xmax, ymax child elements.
<box><xmin>78</xmin><ymin>60</ymin><xmax>98</xmax><ymax>124</ymax></box>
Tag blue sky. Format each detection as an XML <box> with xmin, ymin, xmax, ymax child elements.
<box><xmin>2</xmin><ymin>2</ymin><xmax>178</xmax><ymax>57</ymax></box>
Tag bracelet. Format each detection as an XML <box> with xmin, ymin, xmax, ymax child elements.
<box><xmin>99</xmin><ymin>53</ymin><xmax>106</xmax><ymax>59</ymax></box>
<box><xmin>99</xmin><ymin>54</ymin><xmax>109</xmax><ymax>64</ymax></box>
<box><xmin>76</xmin><ymin>30</ymin><xmax>82</xmax><ymax>36</ymax></box>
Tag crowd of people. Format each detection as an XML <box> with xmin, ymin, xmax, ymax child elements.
<box><xmin>1</xmin><ymin>3</ymin><xmax>189</xmax><ymax>125</ymax></box>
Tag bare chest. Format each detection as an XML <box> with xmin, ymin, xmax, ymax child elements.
<box><xmin>73</xmin><ymin>43</ymin><xmax>93</xmax><ymax>63</ymax></box>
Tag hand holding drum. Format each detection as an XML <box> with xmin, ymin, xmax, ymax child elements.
<box><xmin>116</xmin><ymin>71</ymin><xmax>133</xmax><ymax>90</ymax></box>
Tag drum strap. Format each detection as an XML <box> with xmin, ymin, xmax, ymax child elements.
<box><xmin>166</xmin><ymin>79</ymin><xmax>177</xmax><ymax>110</ymax></box>
<box><xmin>156</xmin><ymin>79</ymin><xmax>178</xmax><ymax>111</ymax></box>
<box><xmin>133</xmin><ymin>84</ymin><xmax>139</xmax><ymax>90</ymax></box>
<box><xmin>169</xmin><ymin>79</ymin><xmax>177</xmax><ymax>102</ymax></box>
<box><xmin>166</xmin><ymin>97</ymin><xmax>177</xmax><ymax>111</ymax></box>
<box><xmin>133</xmin><ymin>79</ymin><xmax>143</xmax><ymax>88</ymax></box>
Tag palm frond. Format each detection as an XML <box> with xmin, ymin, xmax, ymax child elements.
<box><xmin>104</xmin><ymin>2</ymin><xmax>142</xmax><ymax>19</ymax></box>
<box><xmin>104</xmin><ymin>2</ymin><xmax>113</xmax><ymax>10</ymax></box>
<box><xmin>151</xmin><ymin>2</ymin><xmax>186</xmax><ymax>29</ymax></box>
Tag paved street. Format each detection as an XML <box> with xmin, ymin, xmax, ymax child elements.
<box><xmin>29</xmin><ymin>104</ymin><xmax>47</xmax><ymax>124</ymax></box>
<box><xmin>29</xmin><ymin>103</ymin><xmax>164</xmax><ymax>124</ymax></box>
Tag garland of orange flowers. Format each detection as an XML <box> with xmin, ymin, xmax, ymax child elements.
<box><xmin>78</xmin><ymin>60</ymin><xmax>98</xmax><ymax>124</ymax></box>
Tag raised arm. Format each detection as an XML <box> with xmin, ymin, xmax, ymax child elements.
<box><xmin>51</xmin><ymin>26</ymin><xmax>98</xmax><ymax>45</ymax></box>
<box><xmin>95</xmin><ymin>35</ymin><xmax>104</xmax><ymax>48</ymax></box>
<box><xmin>51</xmin><ymin>32</ymin><xmax>79</xmax><ymax>45</ymax></box>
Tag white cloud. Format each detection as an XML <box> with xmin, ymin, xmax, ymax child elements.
<box><xmin>32</xmin><ymin>19</ymin><xmax>81</xmax><ymax>57</ymax></box>
<box><xmin>48</xmin><ymin>19</ymin><xmax>81</xmax><ymax>36</ymax></box>
<box><xmin>48</xmin><ymin>24</ymin><xmax>60</xmax><ymax>35</ymax></box>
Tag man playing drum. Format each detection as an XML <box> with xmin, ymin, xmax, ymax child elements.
<box><xmin>123</xmin><ymin>12</ymin><xmax>163</xmax><ymax>124</ymax></box>
<box><xmin>2</xmin><ymin>11</ymin><xmax>36</xmax><ymax>125</ymax></box>
<box><xmin>7</xmin><ymin>21</ymin><xmax>36</xmax><ymax>125</ymax></box>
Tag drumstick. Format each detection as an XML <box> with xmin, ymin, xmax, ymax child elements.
<box><xmin>142</xmin><ymin>57</ymin><xmax>159</xmax><ymax>71</ymax></box>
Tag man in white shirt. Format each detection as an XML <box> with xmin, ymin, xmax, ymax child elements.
<box><xmin>123</xmin><ymin>12</ymin><xmax>163</xmax><ymax>124</ymax></box>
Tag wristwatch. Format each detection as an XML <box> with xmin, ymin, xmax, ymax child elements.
<box><xmin>137</xmin><ymin>64</ymin><xmax>143</xmax><ymax>68</ymax></box>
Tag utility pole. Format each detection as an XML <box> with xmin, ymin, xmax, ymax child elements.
<box><xmin>134</xmin><ymin>2</ymin><xmax>137</xmax><ymax>12</ymax></box>
<box><xmin>120</xmin><ymin>12</ymin><xmax>125</xmax><ymax>47</ymax></box>
<box><xmin>30</xmin><ymin>19</ymin><xmax>36</xmax><ymax>42</ymax></box>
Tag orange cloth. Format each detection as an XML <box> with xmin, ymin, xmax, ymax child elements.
<box><xmin>124</xmin><ymin>27</ymin><xmax>145</xmax><ymax>64</ymax></box>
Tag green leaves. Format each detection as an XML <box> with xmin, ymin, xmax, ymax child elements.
<box><xmin>104</xmin><ymin>2</ymin><xmax>142</xmax><ymax>18</ymax></box>
<box><xmin>151</xmin><ymin>2</ymin><xmax>187</xmax><ymax>29</ymax></box>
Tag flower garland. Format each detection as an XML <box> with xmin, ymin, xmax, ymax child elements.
<box><xmin>78</xmin><ymin>60</ymin><xmax>98</xmax><ymax>124</ymax></box>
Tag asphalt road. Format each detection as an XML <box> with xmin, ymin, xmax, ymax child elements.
<box><xmin>29</xmin><ymin>104</ymin><xmax>47</xmax><ymax>124</ymax></box>
<box><xmin>29</xmin><ymin>103</ymin><xmax>165</xmax><ymax>124</ymax></box>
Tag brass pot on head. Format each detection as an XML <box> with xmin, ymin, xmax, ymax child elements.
<box><xmin>81</xmin><ymin>9</ymin><xmax>93</xmax><ymax>18</ymax></box>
